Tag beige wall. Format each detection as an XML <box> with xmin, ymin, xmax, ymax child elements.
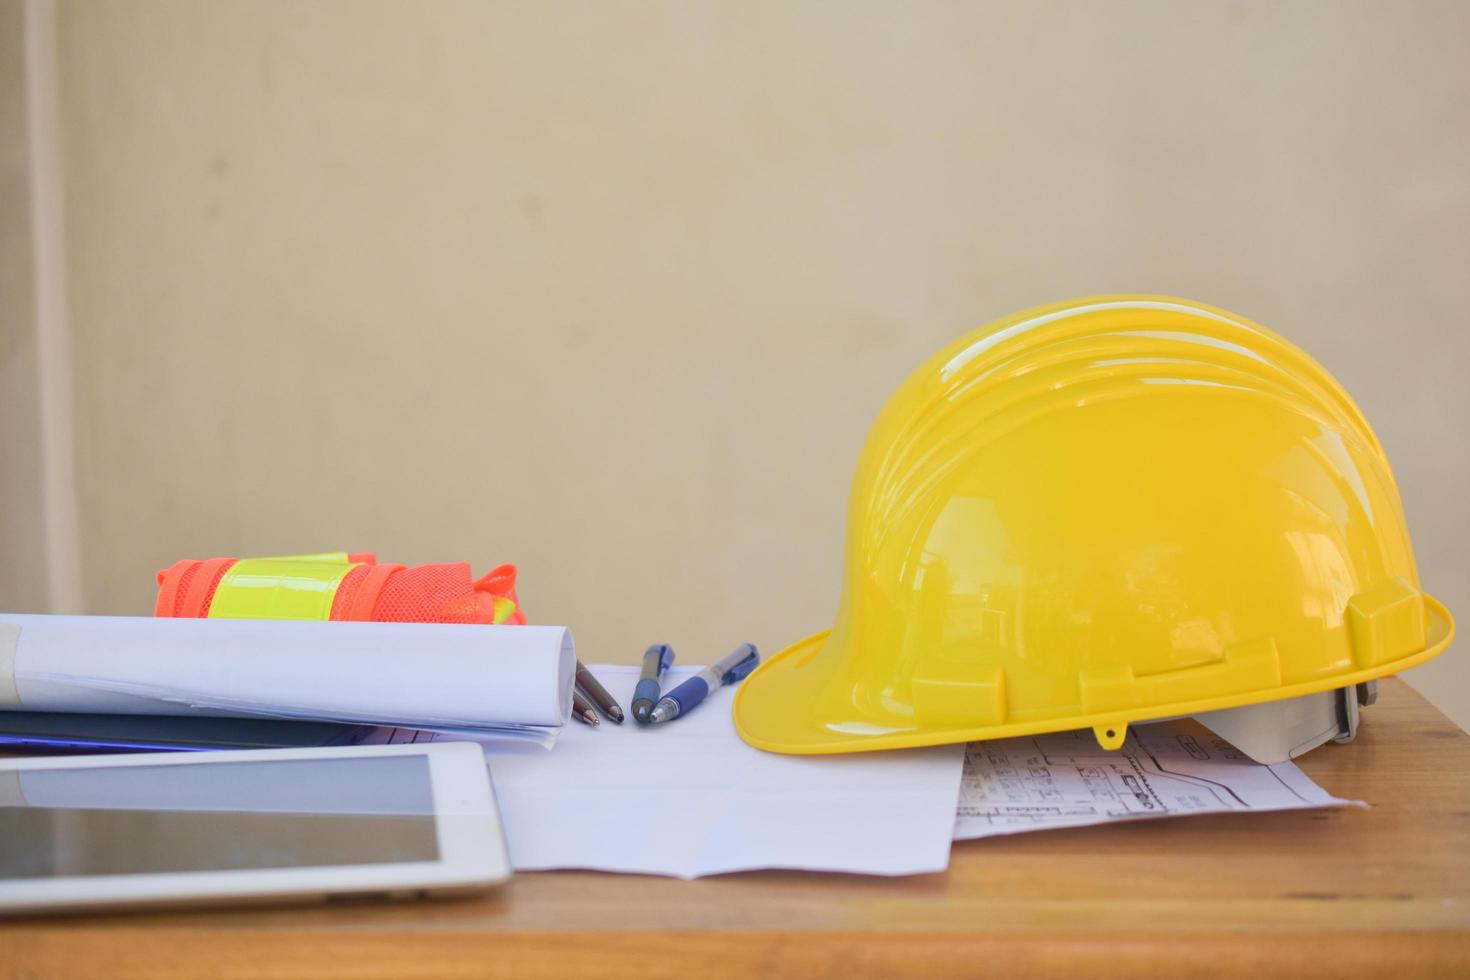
<box><xmin>21</xmin><ymin>1</ymin><xmax>1470</xmax><ymax>725</ymax></box>
<box><xmin>0</xmin><ymin>0</ymin><xmax>50</xmax><ymax>614</ymax></box>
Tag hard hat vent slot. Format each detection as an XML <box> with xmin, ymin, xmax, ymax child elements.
<box><xmin>911</xmin><ymin>664</ymin><xmax>1007</xmax><ymax>728</ymax></box>
<box><xmin>1347</xmin><ymin>578</ymin><xmax>1426</xmax><ymax>669</ymax></box>
<box><xmin>1080</xmin><ymin>637</ymin><xmax>1283</xmax><ymax>714</ymax></box>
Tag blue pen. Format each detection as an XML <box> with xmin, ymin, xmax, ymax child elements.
<box><xmin>648</xmin><ymin>643</ymin><xmax>759</xmax><ymax>724</ymax></box>
<box><xmin>632</xmin><ymin>644</ymin><xmax>676</xmax><ymax>724</ymax></box>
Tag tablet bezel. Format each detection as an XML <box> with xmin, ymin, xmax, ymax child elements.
<box><xmin>0</xmin><ymin>741</ymin><xmax>511</xmax><ymax>913</ymax></box>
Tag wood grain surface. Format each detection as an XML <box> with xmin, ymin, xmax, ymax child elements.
<box><xmin>2</xmin><ymin>676</ymin><xmax>1467</xmax><ymax>979</ymax></box>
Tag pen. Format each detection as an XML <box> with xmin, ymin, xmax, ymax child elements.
<box><xmin>632</xmin><ymin>644</ymin><xmax>676</xmax><ymax>724</ymax></box>
<box><xmin>575</xmin><ymin>660</ymin><xmax>624</xmax><ymax>723</ymax></box>
<box><xmin>571</xmin><ymin>689</ymin><xmax>601</xmax><ymax>727</ymax></box>
<box><xmin>649</xmin><ymin>643</ymin><xmax>759</xmax><ymax>724</ymax></box>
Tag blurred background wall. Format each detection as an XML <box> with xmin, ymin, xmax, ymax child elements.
<box><xmin>4</xmin><ymin>0</ymin><xmax>1468</xmax><ymax>727</ymax></box>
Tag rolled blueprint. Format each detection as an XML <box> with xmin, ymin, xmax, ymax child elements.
<box><xmin>0</xmin><ymin>614</ymin><xmax>575</xmax><ymax>731</ymax></box>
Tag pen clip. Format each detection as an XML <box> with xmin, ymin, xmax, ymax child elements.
<box><xmin>644</xmin><ymin>643</ymin><xmax>676</xmax><ymax>676</ymax></box>
<box><xmin>721</xmin><ymin>650</ymin><xmax>760</xmax><ymax>685</ymax></box>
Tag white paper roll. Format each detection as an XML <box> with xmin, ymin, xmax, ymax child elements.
<box><xmin>0</xmin><ymin>624</ymin><xmax>20</xmax><ymax>707</ymax></box>
<box><xmin>0</xmin><ymin>614</ymin><xmax>575</xmax><ymax>730</ymax></box>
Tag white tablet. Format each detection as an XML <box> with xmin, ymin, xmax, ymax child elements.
<box><xmin>0</xmin><ymin>741</ymin><xmax>511</xmax><ymax>914</ymax></box>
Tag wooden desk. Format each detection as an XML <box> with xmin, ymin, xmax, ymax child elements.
<box><xmin>3</xmin><ymin>677</ymin><xmax>1467</xmax><ymax>978</ymax></box>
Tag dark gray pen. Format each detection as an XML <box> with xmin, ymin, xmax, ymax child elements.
<box><xmin>632</xmin><ymin>644</ymin><xmax>676</xmax><ymax>724</ymax></box>
<box><xmin>571</xmin><ymin>689</ymin><xmax>601</xmax><ymax>727</ymax></box>
<box><xmin>575</xmin><ymin>660</ymin><xmax>624</xmax><ymax>723</ymax></box>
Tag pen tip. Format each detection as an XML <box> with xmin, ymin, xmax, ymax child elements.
<box><xmin>608</xmin><ymin>706</ymin><xmax>625</xmax><ymax>723</ymax></box>
<box><xmin>633</xmin><ymin>706</ymin><xmax>650</xmax><ymax>724</ymax></box>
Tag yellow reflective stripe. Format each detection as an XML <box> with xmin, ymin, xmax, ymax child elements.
<box><xmin>490</xmin><ymin>596</ymin><xmax>517</xmax><ymax>625</ymax></box>
<box><xmin>255</xmin><ymin>552</ymin><xmax>352</xmax><ymax>564</ymax></box>
<box><xmin>207</xmin><ymin>558</ymin><xmax>359</xmax><ymax>621</ymax></box>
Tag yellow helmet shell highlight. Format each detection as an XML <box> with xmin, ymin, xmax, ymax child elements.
<box><xmin>734</xmin><ymin>296</ymin><xmax>1454</xmax><ymax>755</ymax></box>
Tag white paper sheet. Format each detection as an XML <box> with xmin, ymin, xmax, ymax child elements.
<box><xmin>953</xmin><ymin>720</ymin><xmax>1358</xmax><ymax>839</ymax></box>
<box><xmin>0</xmin><ymin>614</ymin><xmax>575</xmax><ymax>736</ymax></box>
<box><xmin>472</xmin><ymin>665</ymin><xmax>966</xmax><ymax>878</ymax></box>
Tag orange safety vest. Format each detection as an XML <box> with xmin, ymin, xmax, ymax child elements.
<box><xmin>154</xmin><ymin>552</ymin><xmax>525</xmax><ymax>625</ymax></box>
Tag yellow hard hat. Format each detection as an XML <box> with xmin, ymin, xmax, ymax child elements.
<box><xmin>734</xmin><ymin>296</ymin><xmax>1454</xmax><ymax>761</ymax></box>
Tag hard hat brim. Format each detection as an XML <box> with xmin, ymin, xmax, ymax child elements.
<box><xmin>733</xmin><ymin>595</ymin><xmax>1455</xmax><ymax>755</ymax></box>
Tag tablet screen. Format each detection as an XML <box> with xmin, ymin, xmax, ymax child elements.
<box><xmin>0</xmin><ymin>755</ymin><xmax>440</xmax><ymax>879</ymax></box>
